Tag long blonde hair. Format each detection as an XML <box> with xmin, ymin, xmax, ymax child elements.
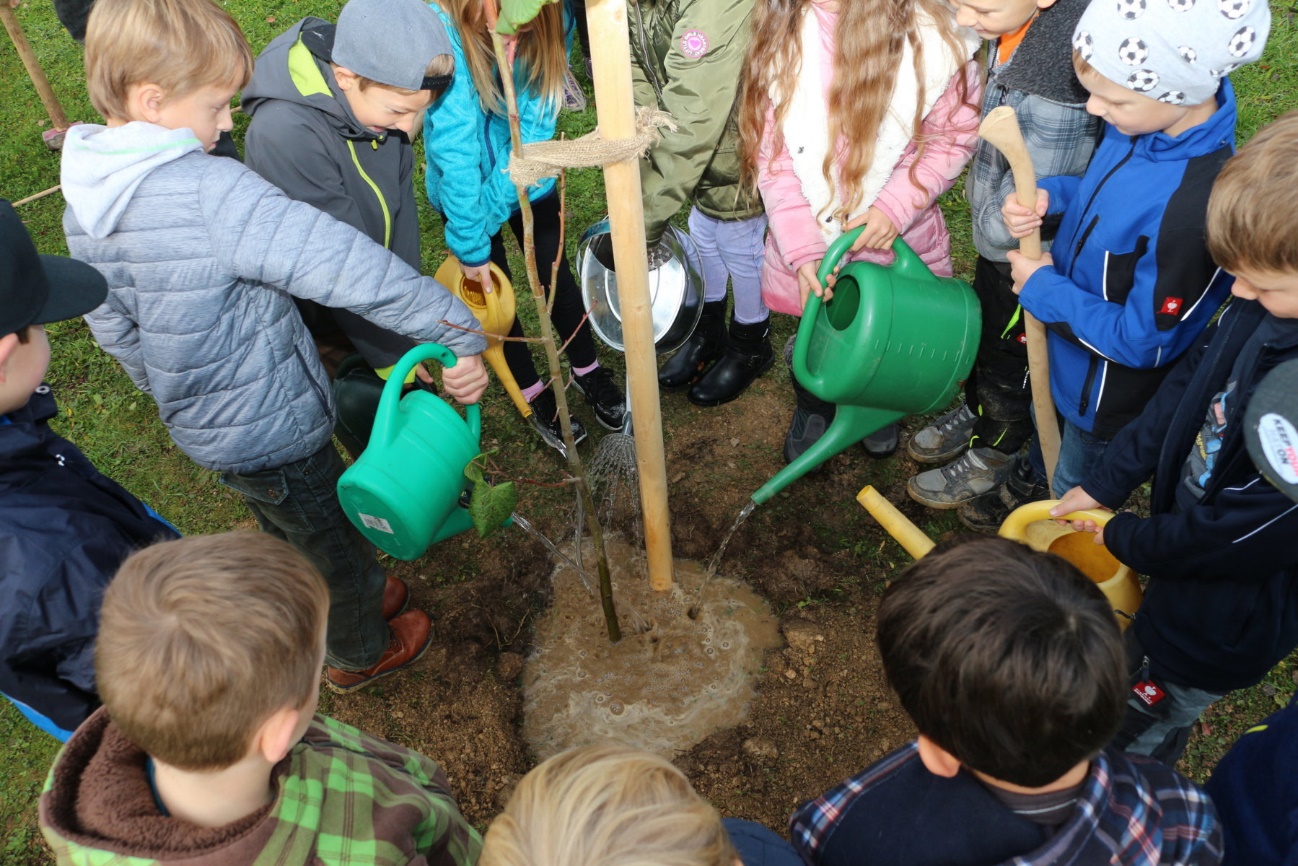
<box><xmin>480</xmin><ymin>743</ymin><xmax>737</xmax><ymax>866</ymax></box>
<box><xmin>436</xmin><ymin>0</ymin><xmax>566</xmax><ymax>115</ymax></box>
<box><xmin>738</xmin><ymin>0</ymin><xmax>973</xmax><ymax>222</ymax></box>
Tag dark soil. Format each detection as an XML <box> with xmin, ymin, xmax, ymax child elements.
<box><xmin>318</xmin><ymin>358</ymin><xmax>947</xmax><ymax>835</ymax></box>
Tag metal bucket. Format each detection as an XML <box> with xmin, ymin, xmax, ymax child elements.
<box><xmin>576</xmin><ymin>219</ymin><xmax>703</xmax><ymax>355</ymax></box>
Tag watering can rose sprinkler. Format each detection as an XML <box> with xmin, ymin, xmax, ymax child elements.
<box><xmin>750</xmin><ymin>226</ymin><xmax>982</xmax><ymax>505</ymax></box>
<box><xmin>337</xmin><ymin>343</ymin><xmax>512</xmax><ymax>561</ymax></box>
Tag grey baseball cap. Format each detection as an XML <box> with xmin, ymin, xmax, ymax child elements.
<box><xmin>1245</xmin><ymin>359</ymin><xmax>1298</xmax><ymax>504</ymax></box>
<box><xmin>332</xmin><ymin>0</ymin><xmax>454</xmax><ymax>92</ymax></box>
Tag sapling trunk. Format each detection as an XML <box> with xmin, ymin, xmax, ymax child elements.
<box><xmin>489</xmin><ymin>27</ymin><xmax>620</xmax><ymax>643</ymax></box>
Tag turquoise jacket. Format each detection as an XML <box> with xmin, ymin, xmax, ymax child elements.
<box><xmin>422</xmin><ymin>4</ymin><xmax>565</xmax><ymax>267</ymax></box>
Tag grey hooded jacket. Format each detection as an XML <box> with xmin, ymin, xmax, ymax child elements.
<box><xmin>60</xmin><ymin>121</ymin><xmax>486</xmax><ymax>475</ymax></box>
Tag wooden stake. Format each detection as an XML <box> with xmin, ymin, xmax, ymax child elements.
<box><xmin>585</xmin><ymin>0</ymin><xmax>674</xmax><ymax>590</ymax></box>
<box><xmin>0</xmin><ymin>2</ymin><xmax>70</xmax><ymax>132</ymax></box>
<box><xmin>977</xmin><ymin>106</ymin><xmax>1060</xmax><ymax>491</ymax></box>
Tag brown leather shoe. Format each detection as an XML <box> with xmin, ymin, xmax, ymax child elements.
<box><xmin>325</xmin><ymin>610</ymin><xmax>432</xmax><ymax>694</ymax></box>
<box><xmin>382</xmin><ymin>575</ymin><xmax>409</xmax><ymax>621</ymax></box>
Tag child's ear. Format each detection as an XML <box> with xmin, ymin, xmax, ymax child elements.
<box><xmin>1036</xmin><ymin>0</ymin><xmax>1059</xmax><ymax>9</ymax></box>
<box><xmin>126</xmin><ymin>83</ymin><xmax>170</xmax><ymax>123</ymax></box>
<box><xmin>254</xmin><ymin>706</ymin><xmax>305</xmax><ymax>764</ymax></box>
<box><xmin>333</xmin><ymin>66</ymin><xmax>359</xmax><ymax>91</ymax></box>
<box><xmin>916</xmin><ymin>735</ymin><xmax>963</xmax><ymax>778</ymax></box>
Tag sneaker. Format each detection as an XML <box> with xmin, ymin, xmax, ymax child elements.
<box><xmin>906</xmin><ymin>446</ymin><xmax>1014</xmax><ymax>509</ymax></box>
<box><xmin>907</xmin><ymin>403</ymin><xmax>977</xmax><ymax>464</ymax></box>
<box><xmin>382</xmin><ymin>575</ymin><xmax>409</xmax><ymax>621</ymax></box>
<box><xmin>783</xmin><ymin>404</ymin><xmax>832</xmax><ymax>465</ymax></box>
<box><xmin>325</xmin><ymin>610</ymin><xmax>432</xmax><ymax>694</ymax></box>
<box><xmin>861</xmin><ymin>423</ymin><xmax>899</xmax><ymax>458</ymax></box>
<box><xmin>956</xmin><ymin>453</ymin><xmax>1049</xmax><ymax>532</ymax></box>
<box><xmin>528</xmin><ymin>386</ymin><xmax>588</xmax><ymax>453</ymax></box>
<box><xmin>561</xmin><ymin>68</ymin><xmax>587</xmax><ymax>112</ymax></box>
<box><xmin>573</xmin><ymin>366</ymin><xmax>626</xmax><ymax>430</ymax></box>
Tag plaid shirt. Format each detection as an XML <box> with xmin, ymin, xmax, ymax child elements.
<box><xmin>790</xmin><ymin>744</ymin><xmax>1222</xmax><ymax>866</ymax></box>
<box><xmin>41</xmin><ymin>710</ymin><xmax>483</xmax><ymax>866</ymax></box>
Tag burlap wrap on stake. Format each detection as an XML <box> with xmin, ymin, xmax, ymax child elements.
<box><xmin>508</xmin><ymin>108</ymin><xmax>677</xmax><ymax>187</ymax></box>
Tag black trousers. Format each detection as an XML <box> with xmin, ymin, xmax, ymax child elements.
<box><xmin>964</xmin><ymin>255</ymin><xmax>1034</xmax><ymax>454</ymax></box>
<box><xmin>492</xmin><ymin>192</ymin><xmax>599</xmax><ymax>391</ymax></box>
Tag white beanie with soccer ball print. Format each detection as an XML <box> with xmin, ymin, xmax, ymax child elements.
<box><xmin>1071</xmin><ymin>0</ymin><xmax>1270</xmax><ymax>105</ymax></box>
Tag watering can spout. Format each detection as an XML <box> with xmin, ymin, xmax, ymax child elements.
<box><xmin>751</xmin><ymin>407</ymin><xmax>904</xmax><ymax>505</ymax></box>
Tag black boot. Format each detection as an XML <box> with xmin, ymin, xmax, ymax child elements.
<box><xmin>689</xmin><ymin>316</ymin><xmax>775</xmax><ymax>407</ymax></box>
<box><xmin>659</xmin><ymin>300</ymin><xmax>727</xmax><ymax>391</ymax></box>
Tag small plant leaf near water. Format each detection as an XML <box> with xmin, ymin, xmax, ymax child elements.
<box><xmin>495</xmin><ymin>0</ymin><xmax>557</xmax><ymax>34</ymax></box>
<box><xmin>466</xmin><ymin>455</ymin><xmax>517</xmax><ymax>538</ymax></box>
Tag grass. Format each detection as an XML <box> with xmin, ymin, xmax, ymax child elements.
<box><xmin>1</xmin><ymin>0</ymin><xmax>1297</xmax><ymax>859</ymax></box>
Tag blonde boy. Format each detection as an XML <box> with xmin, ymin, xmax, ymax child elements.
<box><xmin>61</xmin><ymin>0</ymin><xmax>488</xmax><ymax>692</ymax></box>
<box><xmin>39</xmin><ymin>533</ymin><xmax>482</xmax><ymax>865</ymax></box>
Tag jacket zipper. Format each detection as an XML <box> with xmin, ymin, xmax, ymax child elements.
<box><xmin>295</xmin><ymin>345</ymin><xmax>332</xmax><ymax>417</ymax></box>
<box><xmin>632</xmin><ymin>1</ymin><xmax>665</xmax><ymax>103</ymax></box>
<box><xmin>1063</xmin><ymin>139</ymin><xmax>1136</xmax><ymax>269</ymax></box>
<box><xmin>1078</xmin><ymin>355</ymin><xmax>1098</xmax><ymax>417</ymax></box>
<box><xmin>346</xmin><ymin>139</ymin><xmax>392</xmax><ymax>248</ymax></box>
<box><xmin>1069</xmin><ymin>216</ymin><xmax>1099</xmax><ymax>279</ymax></box>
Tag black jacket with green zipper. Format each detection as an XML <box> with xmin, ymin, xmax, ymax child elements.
<box><xmin>243</xmin><ymin>17</ymin><xmax>420</xmax><ymax>272</ymax></box>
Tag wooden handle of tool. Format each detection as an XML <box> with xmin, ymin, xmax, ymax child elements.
<box><xmin>976</xmin><ymin>106</ymin><xmax>1058</xmax><ymax>490</ymax></box>
<box><xmin>0</xmin><ymin>2</ymin><xmax>69</xmax><ymax>130</ymax></box>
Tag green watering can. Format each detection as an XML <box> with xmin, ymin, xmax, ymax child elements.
<box><xmin>752</xmin><ymin>229</ymin><xmax>981</xmax><ymax>505</ymax></box>
<box><xmin>337</xmin><ymin>343</ymin><xmax>485</xmax><ymax>560</ymax></box>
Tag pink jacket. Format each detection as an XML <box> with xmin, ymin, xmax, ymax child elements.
<box><xmin>757</xmin><ymin>7</ymin><xmax>982</xmax><ymax>316</ymax></box>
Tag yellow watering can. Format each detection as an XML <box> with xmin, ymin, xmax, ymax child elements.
<box><xmin>435</xmin><ymin>256</ymin><xmax>532</xmax><ymax>420</ymax></box>
<box><xmin>858</xmin><ymin>485</ymin><xmax>1142</xmax><ymax>628</ymax></box>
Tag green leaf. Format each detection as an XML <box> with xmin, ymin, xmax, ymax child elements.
<box><xmin>497</xmin><ymin>0</ymin><xmax>558</xmax><ymax>34</ymax></box>
<box><xmin>464</xmin><ymin>456</ymin><xmax>486</xmax><ymax>485</ymax></box>
<box><xmin>470</xmin><ymin>479</ymin><xmax>517</xmax><ymax>538</ymax></box>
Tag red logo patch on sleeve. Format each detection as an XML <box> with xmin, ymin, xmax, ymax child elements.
<box><xmin>1159</xmin><ymin>297</ymin><xmax>1184</xmax><ymax>315</ymax></box>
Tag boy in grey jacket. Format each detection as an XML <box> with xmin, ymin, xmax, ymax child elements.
<box><xmin>242</xmin><ymin>0</ymin><xmax>455</xmax><ymax>453</ymax></box>
<box><xmin>61</xmin><ymin>0</ymin><xmax>489</xmax><ymax>694</ymax></box>
<box><xmin>905</xmin><ymin>0</ymin><xmax>1099</xmax><ymax>519</ymax></box>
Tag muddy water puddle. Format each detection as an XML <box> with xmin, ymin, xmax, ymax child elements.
<box><xmin>522</xmin><ymin>538</ymin><xmax>781</xmax><ymax>759</ymax></box>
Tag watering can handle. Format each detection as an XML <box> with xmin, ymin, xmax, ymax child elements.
<box><xmin>997</xmin><ymin>500</ymin><xmax>1113</xmax><ymax>540</ymax></box>
<box><xmin>796</xmin><ymin>231</ymin><xmax>929</xmax><ymax>376</ymax></box>
<box><xmin>369</xmin><ymin>343</ymin><xmax>482</xmax><ymax>451</ymax></box>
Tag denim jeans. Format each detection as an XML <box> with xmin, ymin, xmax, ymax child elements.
<box><xmin>1111</xmin><ymin>628</ymin><xmax>1226</xmax><ymax>766</ymax></box>
<box><xmin>687</xmin><ymin>208</ymin><xmax>769</xmax><ymax>324</ymax></box>
<box><xmin>1028</xmin><ymin>413</ymin><xmax>1111</xmax><ymax>498</ymax></box>
<box><xmin>219</xmin><ymin>443</ymin><xmax>388</xmax><ymax>671</ymax></box>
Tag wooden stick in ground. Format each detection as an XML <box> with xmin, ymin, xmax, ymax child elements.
<box><xmin>977</xmin><ymin>106</ymin><xmax>1060</xmax><ymax>491</ymax></box>
<box><xmin>0</xmin><ymin>2</ymin><xmax>70</xmax><ymax>131</ymax></box>
<box><xmin>585</xmin><ymin>0</ymin><xmax>674</xmax><ymax>591</ymax></box>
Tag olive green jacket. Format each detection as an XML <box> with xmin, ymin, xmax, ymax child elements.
<box><xmin>629</xmin><ymin>0</ymin><xmax>763</xmax><ymax>245</ymax></box>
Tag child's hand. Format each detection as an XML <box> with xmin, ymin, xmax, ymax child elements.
<box><xmin>1007</xmin><ymin>250</ymin><xmax>1052</xmax><ymax>294</ymax></box>
<box><xmin>797</xmin><ymin>261</ymin><xmax>836</xmax><ymax>311</ymax></box>
<box><xmin>443</xmin><ymin>354</ymin><xmax>489</xmax><ymax>404</ymax></box>
<box><xmin>1001</xmin><ymin>189</ymin><xmax>1048</xmax><ymax>239</ymax></box>
<box><xmin>1050</xmin><ymin>486</ymin><xmax>1112</xmax><ymax>543</ymax></box>
<box><xmin>846</xmin><ymin>207</ymin><xmax>899</xmax><ymax>251</ymax></box>
<box><xmin>460</xmin><ymin>262</ymin><xmax>494</xmax><ymax>293</ymax></box>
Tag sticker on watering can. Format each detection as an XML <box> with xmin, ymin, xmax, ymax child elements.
<box><xmin>1258</xmin><ymin>412</ymin><xmax>1298</xmax><ymax>485</ymax></box>
<box><xmin>359</xmin><ymin>513</ymin><xmax>396</xmax><ymax>534</ymax></box>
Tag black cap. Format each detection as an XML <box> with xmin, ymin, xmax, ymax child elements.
<box><xmin>0</xmin><ymin>199</ymin><xmax>107</xmax><ymax>336</ymax></box>
<box><xmin>1245</xmin><ymin>359</ymin><xmax>1298</xmax><ymax>504</ymax></box>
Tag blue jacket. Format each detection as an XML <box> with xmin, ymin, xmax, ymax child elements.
<box><xmin>0</xmin><ymin>388</ymin><xmax>178</xmax><ymax>732</ymax></box>
<box><xmin>422</xmin><ymin>4</ymin><xmax>563</xmax><ymax>268</ymax></box>
<box><xmin>1018</xmin><ymin>81</ymin><xmax>1238</xmax><ymax>439</ymax></box>
<box><xmin>1204</xmin><ymin>698</ymin><xmax>1298</xmax><ymax>866</ymax></box>
<box><xmin>1086</xmin><ymin>300</ymin><xmax>1298</xmax><ymax>694</ymax></box>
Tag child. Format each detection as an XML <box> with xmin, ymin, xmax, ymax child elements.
<box><xmin>790</xmin><ymin>536</ymin><xmax>1222</xmax><ymax>866</ymax></box>
<box><xmin>479</xmin><ymin>742</ymin><xmax>800</xmax><ymax>866</ymax></box>
<box><xmin>424</xmin><ymin>0</ymin><xmax>624</xmax><ymax>450</ymax></box>
<box><xmin>39</xmin><ymin>533</ymin><xmax>483</xmax><ymax>865</ymax></box>
<box><xmin>0</xmin><ymin>200</ymin><xmax>179</xmax><ymax>738</ymax></box>
<box><xmin>737</xmin><ymin>0</ymin><xmax>981</xmax><ymax>462</ymax></box>
<box><xmin>905</xmin><ymin>0</ymin><xmax>1099</xmax><ymax>510</ymax></box>
<box><xmin>242</xmin><ymin>0</ymin><xmax>456</xmax><ymax>453</ymax></box>
<box><xmin>977</xmin><ymin>0</ymin><xmax>1272</xmax><ymax>530</ymax></box>
<box><xmin>626</xmin><ymin>0</ymin><xmax>772</xmax><ymax>407</ymax></box>
<box><xmin>60</xmin><ymin>0</ymin><xmax>489</xmax><ymax>694</ymax></box>
<box><xmin>1049</xmin><ymin>112</ymin><xmax>1298</xmax><ymax>765</ymax></box>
